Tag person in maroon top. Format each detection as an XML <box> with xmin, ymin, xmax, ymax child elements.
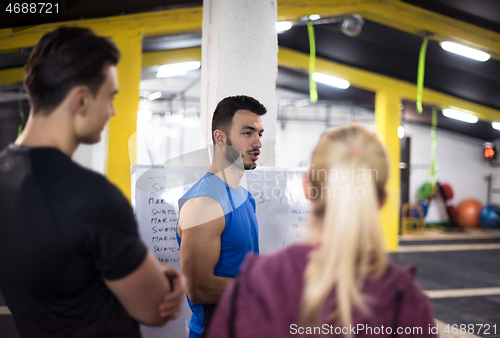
<box><xmin>207</xmin><ymin>124</ymin><xmax>437</xmax><ymax>338</ymax></box>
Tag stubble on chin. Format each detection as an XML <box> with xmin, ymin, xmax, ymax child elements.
<box><xmin>244</xmin><ymin>160</ymin><xmax>257</xmax><ymax>170</ymax></box>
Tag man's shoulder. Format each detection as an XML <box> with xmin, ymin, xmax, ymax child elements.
<box><xmin>20</xmin><ymin>146</ymin><xmax>125</xmax><ymax>206</ymax></box>
<box><xmin>179</xmin><ymin>196</ymin><xmax>225</xmax><ymax>230</ymax></box>
<box><xmin>182</xmin><ymin>173</ymin><xmax>225</xmax><ymax>196</ymax></box>
<box><xmin>49</xmin><ymin>155</ymin><xmax>118</xmax><ymax>196</ymax></box>
<box><xmin>180</xmin><ymin>173</ymin><xmax>232</xmax><ymax>211</ymax></box>
<box><xmin>61</xmin><ymin>163</ymin><xmax>127</xmax><ymax>211</ymax></box>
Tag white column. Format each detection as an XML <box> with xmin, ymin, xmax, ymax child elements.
<box><xmin>201</xmin><ymin>0</ymin><xmax>278</xmax><ymax>166</ymax></box>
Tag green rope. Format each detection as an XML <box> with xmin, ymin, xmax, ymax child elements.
<box><xmin>416</xmin><ymin>37</ymin><xmax>428</xmax><ymax>113</ymax></box>
<box><xmin>428</xmin><ymin>107</ymin><xmax>438</xmax><ymax>188</ymax></box>
<box><xmin>17</xmin><ymin>88</ymin><xmax>25</xmax><ymax>137</ymax></box>
<box><xmin>307</xmin><ymin>21</ymin><xmax>318</xmax><ymax>103</ymax></box>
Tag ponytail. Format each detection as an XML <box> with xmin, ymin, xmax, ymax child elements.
<box><xmin>300</xmin><ymin>125</ymin><xmax>388</xmax><ymax>333</ymax></box>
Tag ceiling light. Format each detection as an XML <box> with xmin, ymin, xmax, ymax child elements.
<box><xmin>492</xmin><ymin>122</ymin><xmax>500</xmax><ymax>131</ymax></box>
<box><xmin>440</xmin><ymin>41</ymin><xmax>490</xmax><ymax>62</ymax></box>
<box><xmin>156</xmin><ymin>61</ymin><xmax>201</xmax><ymax>78</ymax></box>
<box><xmin>398</xmin><ymin>126</ymin><xmax>405</xmax><ymax>139</ymax></box>
<box><xmin>276</xmin><ymin>21</ymin><xmax>292</xmax><ymax>33</ymax></box>
<box><xmin>442</xmin><ymin>108</ymin><xmax>478</xmax><ymax>123</ymax></box>
<box><xmin>309</xmin><ymin>14</ymin><xmax>321</xmax><ymax>21</ymax></box>
<box><xmin>147</xmin><ymin>92</ymin><xmax>162</xmax><ymax>101</ymax></box>
<box><xmin>312</xmin><ymin>72</ymin><xmax>350</xmax><ymax>89</ymax></box>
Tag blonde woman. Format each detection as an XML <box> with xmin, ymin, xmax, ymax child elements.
<box><xmin>207</xmin><ymin>125</ymin><xmax>437</xmax><ymax>338</ymax></box>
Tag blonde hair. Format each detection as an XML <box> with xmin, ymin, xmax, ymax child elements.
<box><xmin>300</xmin><ymin>124</ymin><xmax>389</xmax><ymax>331</ymax></box>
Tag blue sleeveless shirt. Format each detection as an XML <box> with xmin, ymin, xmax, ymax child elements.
<box><xmin>176</xmin><ymin>172</ymin><xmax>259</xmax><ymax>338</ymax></box>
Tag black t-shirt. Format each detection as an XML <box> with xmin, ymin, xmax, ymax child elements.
<box><xmin>0</xmin><ymin>144</ymin><xmax>148</xmax><ymax>338</ymax></box>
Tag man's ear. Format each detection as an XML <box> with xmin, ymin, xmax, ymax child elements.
<box><xmin>68</xmin><ymin>86</ymin><xmax>90</xmax><ymax>116</ymax></box>
<box><xmin>213</xmin><ymin>130</ymin><xmax>226</xmax><ymax>145</ymax></box>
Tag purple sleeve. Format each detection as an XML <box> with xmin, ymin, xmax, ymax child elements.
<box><xmin>396</xmin><ymin>278</ymin><xmax>438</xmax><ymax>338</ymax></box>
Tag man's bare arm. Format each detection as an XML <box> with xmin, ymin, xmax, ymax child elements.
<box><xmin>104</xmin><ymin>251</ymin><xmax>174</xmax><ymax>326</ymax></box>
<box><xmin>178</xmin><ymin>196</ymin><xmax>233</xmax><ymax>304</ymax></box>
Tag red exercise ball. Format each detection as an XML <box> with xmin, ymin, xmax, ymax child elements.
<box><xmin>456</xmin><ymin>199</ymin><xmax>483</xmax><ymax>228</ymax></box>
<box><xmin>441</xmin><ymin>183</ymin><xmax>454</xmax><ymax>201</ymax></box>
<box><xmin>447</xmin><ymin>205</ymin><xmax>458</xmax><ymax>221</ymax></box>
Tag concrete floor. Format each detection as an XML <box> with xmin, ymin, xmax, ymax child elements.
<box><xmin>1</xmin><ymin>229</ymin><xmax>499</xmax><ymax>337</ymax></box>
<box><xmin>391</xmin><ymin>229</ymin><xmax>500</xmax><ymax>338</ymax></box>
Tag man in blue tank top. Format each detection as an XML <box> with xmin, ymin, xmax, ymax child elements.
<box><xmin>176</xmin><ymin>96</ymin><xmax>266</xmax><ymax>338</ymax></box>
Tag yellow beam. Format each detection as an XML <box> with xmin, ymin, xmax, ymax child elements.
<box><xmin>0</xmin><ymin>7</ymin><xmax>203</xmax><ymax>52</ymax></box>
<box><xmin>277</xmin><ymin>0</ymin><xmax>373</xmax><ymax>22</ymax></box>
<box><xmin>375</xmin><ymin>91</ymin><xmax>401</xmax><ymax>252</ymax></box>
<box><xmin>277</xmin><ymin>0</ymin><xmax>500</xmax><ymax>60</ymax></box>
<box><xmin>0</xmin><ymin>46</ymin><xmax>203</xmax><ymax>87</ymax></box>
<box><xmin>0</xmin><ymin>67</ymin><xmax>23</xmax><ymax>86</ymax></box>
<box><xmin>142</xmin><ymin>47</ymin><xmax>201</xmax><ymax>68</ymax></box>
<box><xmin>278</xmin><ymin>47</ymin><xmax>500</xmax><ymax>122</ymax></box>
<box><xmin>107</xmin><ymin>32</ymin><xmax>142</xmax><ymax>201</ymax></box>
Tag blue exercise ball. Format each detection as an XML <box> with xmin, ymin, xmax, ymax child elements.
<box><xmin>479</xmin><ymin>204</ymin><xmax>500</xmax><ymax>228</ymax></box>
<box><xmin>410</xmin><ymin>201</ymin><xmax>428</xmax><ymax>218</ymax></box>
<box><xmin>420</xmin><ymin>201</ymin><xmax>429</xmax><ymax>217</ymax></box>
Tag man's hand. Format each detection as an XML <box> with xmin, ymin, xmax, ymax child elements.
<box><xmin>159</xmin><ymin>265</ymin><xmax>187</xmax><ymax>320</ymax></box>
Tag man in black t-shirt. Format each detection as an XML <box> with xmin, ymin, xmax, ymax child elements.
<box><xmin>0</xmin><ymin>27</ymin><xmax>186</xmax><ymax>338</ymax></box>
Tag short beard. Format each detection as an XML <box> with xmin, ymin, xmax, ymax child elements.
<box><xmin>225</xmin><ymin>137</ymin><xmax>255</xmax><ymax>170</ymax></box>
<box><xmin>245</xmin><ymin>162</ymin><xmax>257</xmax><ymax>170</ymax></box>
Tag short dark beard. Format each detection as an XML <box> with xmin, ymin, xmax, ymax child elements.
<box><xmin>226</xmin><ymin>137</ymin><xmax>258</xmax><ymax>170</ymax></box>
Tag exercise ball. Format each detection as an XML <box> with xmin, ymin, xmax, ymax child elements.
<box><xmin>457</xmin><ymin>199</ymin><xmax>483</xmax><ymax>228</ymax></box>
<box><xmin>447</xmin><ymin>205</ymin><xmax>457</xmax><ymax>221</ymax></box>
<box><xmin>440</xmin><ymin>183</ymin><xmax>454</xmax><ymax>201</ymax></box>
<box><xmin>420</xmin><ymin>201</ymin><xmax>428</xmax><ymax>217</ymax></box>
<box><xmin>479</xmin><ymin>204</ymin><xmax>500</xmax><ymax>228</ymax></box>
<box><xmin>410</xmin><ymin>201</ymin><xmax>428</xmax><ymax>218</ymax></box>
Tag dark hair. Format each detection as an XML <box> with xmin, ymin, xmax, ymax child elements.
<box><xmin>24</xmin><ymin>26</ymin><xmax>120</xmax><ymax>115</ymax></box>
<box><xmin>211</xmin><ymin>95</ymin><xmax>267</xmax><ymax>144</ymax></box>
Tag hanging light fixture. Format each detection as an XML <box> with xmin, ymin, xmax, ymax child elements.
<box><xmin>312</xmin><ymin>72</ymin><xmax>350</xmax><ymax>89</ymax></box>
<box><xmin>442</xmin><ymin>108</ymin><xmax>478</xmax><ymax>123</ymax></box>
<box><xmin>156</xmin><ymin>61</ymin><xmax>201</xmax><ymax>78</ymax></box>
<box><xmin>440</xmin><ymin>41</ymin><xmax>490</xmax><ymax>62</ymax></box>
<box><xmin>147</xmin><ymin>92</ymin><xmax>162</xmax><ymax>101</ymax></box>
<box><xmin>276</xmin><ymin>21</ymin><xmax>293</xmax><ymax>33</ymax></box>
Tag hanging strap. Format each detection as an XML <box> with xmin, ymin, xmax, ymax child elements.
<box><xmin>307</xmin><ymin>21</ymin><xmax>318</xmax><ymax>103</ymax></box>
<box><xmin>416</xmin><ymin>37</ymin><xmax>428</xmax><ymax>113</ymax></box>
<box><xmin>428</xmin><ymin>107</ymin><xmax>438</xmax><ymax>189</ymax></box>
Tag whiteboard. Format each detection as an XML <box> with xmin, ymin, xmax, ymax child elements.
<box><xmin>131</xmin><ymin>165</ymin><xmax>311</xmax><ymax>338</ymax></box>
